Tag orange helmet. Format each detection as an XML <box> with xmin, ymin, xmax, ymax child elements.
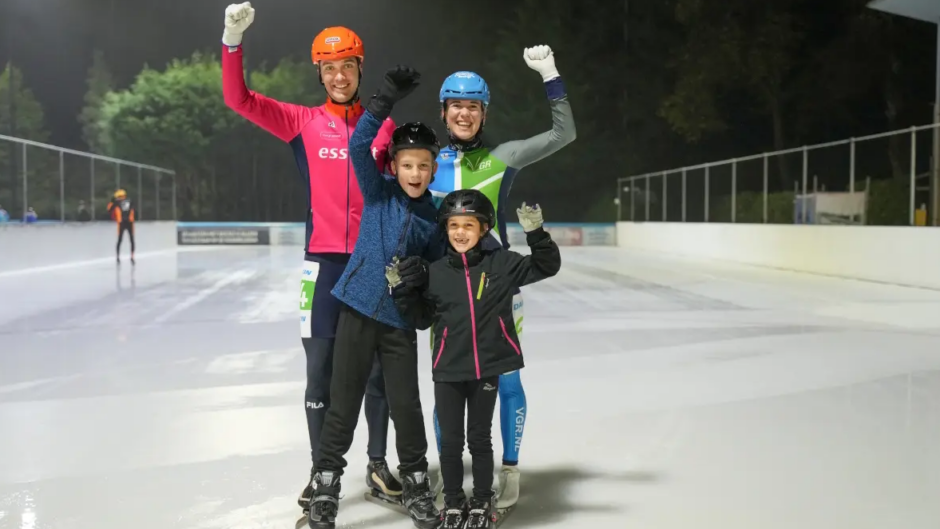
<box><xmin>311</xmin><ymin>27</ymin><xmax>364</xmax><ymax>64</ymax></box>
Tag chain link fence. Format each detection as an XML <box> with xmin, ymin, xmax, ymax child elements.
<box><xmin>0</xmin><ymin>134</ymin><xmax>176</xmax><ymax>222</ymax></box>
<box><xmin>616</xmin><ymin>123</ymin><xmax>940</xmax><ymax>227</ymax></box>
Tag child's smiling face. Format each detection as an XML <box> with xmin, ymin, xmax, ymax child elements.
<box><xmin>391</xmin><ymin>149</ymin><xmax>436</xmax><ymax>199</ymax></box>
<box><xmin>447</xmin><ymin>215</ymin><xmax>486</xmax><ymax>253</ymax></box>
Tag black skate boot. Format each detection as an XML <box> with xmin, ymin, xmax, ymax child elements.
<box><xmin>440</xmin><ymin>493</ymin><xmax>469</xmax><ymax>529</ymax></box>
<box><xmin>401</xmin><ymin>471</ymin><xmax>441</xmax><ymax>529</ymax></box>
<box><xmin>295</xmin><ymin>467</ymin><xmax>315</xmax><ymax>528</ymax></box>
<box><xmin>466</xmin><ymin>496</ymin><xmax>496</xmax><ymax>529</ymax></box>
<box><xmin>366</xmin><ymin>459</ymin><xmax>403</xmax><ymax>505</ymax></box>
<box><xmin>307</xmin><ymin>470</ymin><xmax>341</xmax><ymax>529</ymax></box>
<box><xmin>298</xmin><ymin>467</ymin><xmax>315</xmax><ymax>510</ymax></box>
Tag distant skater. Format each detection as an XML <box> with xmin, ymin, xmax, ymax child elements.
<box><xmin>107</xmin><ymin>189</ymin><xmax>136</xmax><ymax>265</ymax></box>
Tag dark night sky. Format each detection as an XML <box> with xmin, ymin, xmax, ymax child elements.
<box><xmin>1</xmin><ymin>0</ymin><xmax>509</xmax><ymax>149</ymax></box>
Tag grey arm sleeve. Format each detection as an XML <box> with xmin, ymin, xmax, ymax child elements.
<box><xmin>490</xmin><ymin>97</ymin><xmax>576</xmax><ymax>170</ymax></box>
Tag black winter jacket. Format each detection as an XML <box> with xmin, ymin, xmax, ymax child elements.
<box><xmin>394</xmin><ymin>228</ymin><xmax>561</xmax><ymax>382</ymax></box>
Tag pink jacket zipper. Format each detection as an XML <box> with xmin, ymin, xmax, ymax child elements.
<box><xmin>499</xmin><ymin>317</ymin><xmax>521</xmax><ymax>356</ymax></box>
<box><xmin>461</xmin><ymin>254</ymin><xmax>481</xmax><ymax>379</ymax></box>
<box><xmin>433</xmin><ymin>327</ymin><xmax>448</xmax><ymax>369</ymax></box>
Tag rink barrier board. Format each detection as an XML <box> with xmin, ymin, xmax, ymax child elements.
<box><xmin>0</xmin><ymin>221</ymin><xmax>179</xmax><ymax>273</ymax></box>
<box><xmin>175</xmin><ymin>222</ymin><xmax>617</xmax><ymax>247</ymax></box>
<box><xmin>615</xmin><ymin>221</ymin><xmax>940</xmax><ymax>290</ymax></box>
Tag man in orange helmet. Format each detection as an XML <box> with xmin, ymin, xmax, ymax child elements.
<box><xmin>107</xmin><ymin>189</ymin><xmax>136</xmax><ymax>265</ymax></box>
<box><xmin>220</xmin><ymin>2</ymin><xmax>401</xmax><ymax>520</ymax></box>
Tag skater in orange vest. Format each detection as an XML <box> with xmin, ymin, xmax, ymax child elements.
<box><xmin>107</xmin><ymin>189</ymin><xmax>136</xmax><ymax>264</ymax></box>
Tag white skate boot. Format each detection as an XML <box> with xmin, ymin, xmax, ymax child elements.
<box><xmin>496</xmin><ymin>465</ymin><xmax>520</xmax><ymax>509</ymax></box>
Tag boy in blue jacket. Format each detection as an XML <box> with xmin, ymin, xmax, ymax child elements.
<box><xmin>308</xmin><ymin>66</ymin><xmax>444</xmax><ymax>529</ymax></box>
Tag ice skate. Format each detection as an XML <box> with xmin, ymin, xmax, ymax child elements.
<box><xmin>306</xmin><ymin>470</ymin><xmax>341</xmax><ymax>529</ymax></box>
<box><xmin>466</xmin><ymin>496</ymin><xmax>497</xmax><ymax>529</ymax></box>
<box><xmin>496</xmin><ymin>465</ymin><xmax>520</xmax><ymax>509</ymax></box>
<box><xmin>294</xmin><ymin>467</ymin><xmax>315</xmax><ymax>529</ymax></box>
<box><xmin>363</xmin><ymin>460</ymin><xmax>405</xmax><ymax>512</ymax></box>
<box><xmin>440</xmin><ymin>494</ymin><xmax>469</xmax><ymax>529</ymax></box>
<box><xmin>401</xmin><ymin>471</ymin><xmax>441</xmax><ymax>529</ymax></box>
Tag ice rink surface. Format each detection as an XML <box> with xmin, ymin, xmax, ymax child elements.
<box><xmin>2</xmin><ymin>245</ymin><xmax>940</xmax><ymax>529</ymax></box>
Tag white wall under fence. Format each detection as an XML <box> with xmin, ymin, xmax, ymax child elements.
<box><xmin>616</xmin><ymin>222</ymin><xmax>940</xmax><ymax>290</ymax></box>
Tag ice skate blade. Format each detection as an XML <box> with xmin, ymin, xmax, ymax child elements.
<box><xmin>493</xmin><ymin>505</ymin><xmax>515</xmax><ymax>528</ymax></box>
<box><xmin>297</xmin><ymin>509</ymin><xmax>338</xmax><ymax>529</ymax></box>
<box><xmin>363</xmin><ymin>489</ymin><xmax>409</xmax><ymax>516</ymax></box>
<box><xmin>302</xmin><ymin>512</ymin><xmax>337</xmax><ymax>529</ymax></box>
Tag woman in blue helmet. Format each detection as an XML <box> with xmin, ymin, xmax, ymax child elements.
<box><xmin>428</xmin><ymin>44</ymin><xmax>576</xmax><ymax>510</ymax></box>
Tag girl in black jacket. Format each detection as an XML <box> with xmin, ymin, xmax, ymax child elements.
<box><xmin>386</xmin><ymin>189</ymin><xmax>561</xmax><ymax>529</ymax></box>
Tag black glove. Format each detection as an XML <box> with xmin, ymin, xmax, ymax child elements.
<box><xmin>367</xmin><ymin>65</ymin><xmax>421</xmax><ymax>120</ymax></box>
<box><xmin>397</xmin><ymin>256</ymin><xmax>429</xmax><ymax>288</ymax></box>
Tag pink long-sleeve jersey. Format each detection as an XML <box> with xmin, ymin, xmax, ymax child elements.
<box><xmin>222</xmin><ymin>44</ymin><xmax>395</xmax><ymax>254</ymax></box>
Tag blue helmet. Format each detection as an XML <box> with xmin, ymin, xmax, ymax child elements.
<box><xmin>439</xmin><ymin>71</ymin><xmax>491</xmax><ymax>107</ymax></box>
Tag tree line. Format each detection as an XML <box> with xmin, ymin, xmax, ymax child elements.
<box><xmin>3</xmin><ymin>0</ymin><xmax>936</xmax><ymax>222</ymax></box>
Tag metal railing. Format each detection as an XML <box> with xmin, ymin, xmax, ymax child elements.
<box><xmin>0</xmin><ymin>134</ymin><xmax>177</xmax><ymax>222</ymax></box>
<box><xmin>616</xmin><ymin>123</ymin><xmax>940</xmax><ymax>226</ymax></box>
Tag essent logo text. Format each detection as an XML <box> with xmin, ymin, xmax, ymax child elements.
<box><xmin>318</xmin><ymin>147</ymin><xmax>381</xmax><ymax>160</ymax></box>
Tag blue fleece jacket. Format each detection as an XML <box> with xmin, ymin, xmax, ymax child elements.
<box><xmin>331</xmin><ymin>110</ymin><xmax>445</xmax><ymax>329</ymax></box>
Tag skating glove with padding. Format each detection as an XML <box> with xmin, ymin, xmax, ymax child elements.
<box><xmin>523</xmin><ymin>45</ymin><xmax>559</xmax><ymax>82</ymax></box>
<box><xmin>516</xmin><ymin>202</ymin><xmax>544</xmax><ymax>232</ymax></box>
<box><xmin>222</xmin><ymin>2</ymin><xmax>255</xmax><ymax>47</ymax></box>
<box><xmin>397</xmin><ymin>256</ymin><xmax>429</xmax><ymax>289</ymax></box>
<box><xmin>367</xmin><ymin>66</ymin><xmax>421</xmax><ymax>120</ymax></box>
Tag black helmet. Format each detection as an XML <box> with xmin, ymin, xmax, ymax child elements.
<box><xmin>389</xmin><ymin>122</ymin><xmax>441</xmax><ymax>159</ymax></box>
<box><xmin>438</xmin><ymin>189</ymin><xmax>495</xmax><ymax>231</ymax></box>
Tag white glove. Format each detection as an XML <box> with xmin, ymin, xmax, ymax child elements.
<box><xmin>523</xmin><ymin>45</ymin><xmax>559</xmax><ymax>82</ymax></box>
<box><xmin>222</xmin><ymin>2</ymin><xmax>255</xmax><ymax>47</ymax></box>
<box><xmin>516</xmin><ymin>202</ymin><xmax>544</xmax><ymax>233</ymax></box>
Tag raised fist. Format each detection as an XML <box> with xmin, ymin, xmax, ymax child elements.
<box><xmin>222</xmin><ymin>3</ymin><xmax>255</xmax><ymax>47</ymax></box>
<box><xmin>523</xmin><ymin>45</ymin><xmax>559</xmax><ymax>82</ymax></box>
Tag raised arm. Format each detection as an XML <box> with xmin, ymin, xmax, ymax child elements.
<box><xmin>354</xmin><ymin>65</ymin><xmax>424</xmax><ymax>203</ymax></box>
<box><xmin>490</xmin><ymin>45</ymin><xmax>577</xmax><ymax>169</ymax></box>
<box><xmin>349</xmin><ymin>110</ymin><xmax>389</xmax><ymax>203</ymax></box>
<box><xmin>501</xmin><ymin>203</ymin><xmax>561</xmax><ymax>287</ymax></box>
<box><xmin>220</xmin><ymin>3</ymin><xmax>313</xmax><ymax>142</ymax></box>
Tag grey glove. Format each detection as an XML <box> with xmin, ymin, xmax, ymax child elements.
<box><xmin>385</xmin><ymin>256</ymin><xmax>403</xmax><ymax>289</ymax></box>
<box><xmin>516</xmin><ymin>202</ymin><xmax>544</xmax><ymax>232</ymax></box>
